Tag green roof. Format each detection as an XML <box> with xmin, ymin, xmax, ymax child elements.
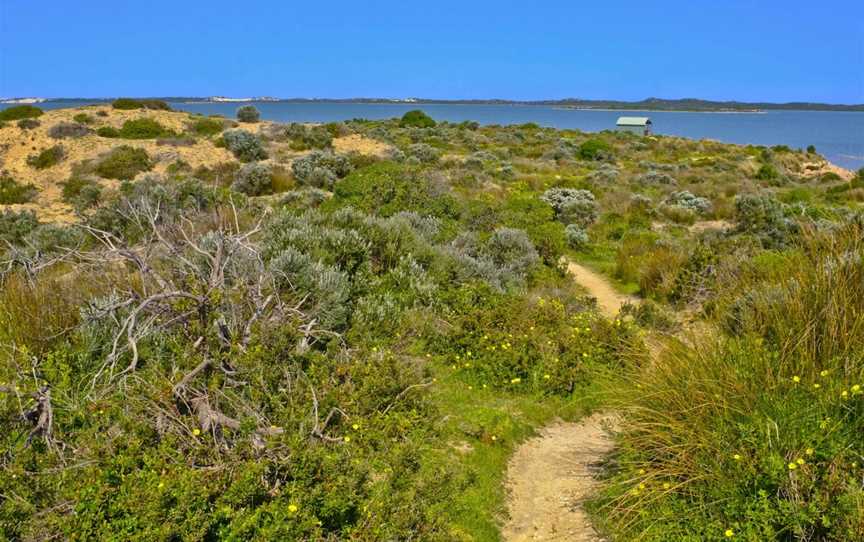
<box><xmin>616</xmin><ymin>116</ymin><xmax>652</xmax><ymax>126</ymax></box>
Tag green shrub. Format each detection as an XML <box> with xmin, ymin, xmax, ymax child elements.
<box><xmin>223</xmin><ymin>129</ymin><xmax>267</xmax><ymax>162</ymax></box>
<box><xmin>577</xmin><ymin>138</ymin><xmax>613</xmax><ymax>160</ymax></box>
<box><xmin>189</xmin><ymin>116</ymin><xmax>225</xmax><ymax>136</ymax></box>
<box><xmin>755</xmin><ymin>163</ymin><xmax>779</xmax><ymax>180</ymax></box>
<box><xmin>112</xmin><ymin>98</ymin><xmax>171</xmax><ymax>110</ymax></box>
<box><xmin>73</xmin><ymin>113</ymin><xmax>95</xmax><ymax>124</ymax></box>
<box><xmin>96</xmin><ymin>126</ymin><xmax>120</xmax><ymax>138</ymax></box>
<box><xmin>400</xmin><ymin>110</ymin><xmax>436</xmax><ymax>128</ymax></box>
<box><xmin>61</xmin><ymin>177</ymin><xmax>102</xmax><ymax>210</ymax></box>
<box><xmin>540</xmin><ymin>188</ymin><xmax>598</xmax><ymax>227</ymax></box>
<box><xmin>565</xmin><ymin>224</ymin><xmax>589</xmax><ymax>248</ymax></box>
<box><xmin>26</xmin><ymin>145</ymin><xmax>65</xmax><ymax>169</ymax></box>
<box><xmin>0</xmin><ymin>175</ymin><xmax>38</xmax><ymax>204</ymax></box>
<box><xmin>95</xmin><ymin>145</ymin><xmax>153</xmax><ymax>179</ymax></box>
<box><xmin>291</xmin><ymin>151</ymin><xmax>353</xmax><ymax>189</ymax></box>
<box><xmin>0</xmin><ymin>105</ymin><xmax>43</xmax><ymax>121</ymax></box>
<box><xmin>0</xmin><ymin>209</ymin><xmax>39</xmax><ymax>245</ymax></box>
<box><xmin>236</xmin><ymin>105</ymin><xmax>261</xmax><ymax>123</ymax></box>
<box><xmin>116</xmin><ymin>118</ymin><xmax>174</xmax><ymax>139</ymax></box>
<box><xmin>282</xmin><ymin>123</ymin><xmax>333</xmax><ymax>150</ymax></box>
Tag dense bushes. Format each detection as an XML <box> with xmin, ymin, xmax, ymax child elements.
<box><xmin>281</xmin><ymin>123</ymin><xmax>333</xmax><ymax>150</ymax></box>
<box><xmin>291</xmin><ymin>151</ymin><xmax>353</xmax><ymax>189</ymax></box>
<box><xmin>98</xmin><ymin>118</ymin><xmax>175</xmax><ymax>139</ymax></box>
<box><xmin>594</xmin><ymin>223</ymin><xmax>864</xmax><ymax>541</ymax></box>
<box><xmin>0</xmin><ymin>175</ymin><xmax>38</xmax><ymax>204</ymax></box>
<box><xmin>61</xmin><ymin>177</ymin><xmax>102</xmax><ymax>210</ymax></box>
<box><xmin>734</xmin><ymin>194</ymin><xmax>798</xmax><ymax>248</ymax></box>
<box><xmin>223</xmin><ymin>129</ymin><xmax>267</xmax><ymax>162</ymax></box>
<box><xmin>95</xmin><ymin>145</ymin><xmax>153</xmax><ymax>179</ymax></box>
<box><xmin>112</xmin><ymin>98</ymin><xmax>171</xmax><ymax>110</ymax></box>
<box><xmin>188</xmin><ymin>116</ymin><xmax>225</xmax><ymax>136</ymax></box>
<box><xmin>236</xmin><ymin>105</ymin><xmax>260</xmax><ymax>123</ymax></box>
<box><xmin>577</xmin><ymin>138</ymin><xmax>613</xmax><ymax>160</ymax></box>
<box><xmin>231</xmin><ymin>162</ymin><xmax>272</xmax><ymax>196</ymax></box>
<box><xmin>26</xmin><ymin>145</ymin><xmax>65</xmax><ymax>169</ymax></box>
<box><xmin>400</xmin><ymin>109</ymin><xmax>436</xmax><ymax>128</ymax></box>
<box><xmin>0</xmin><ymin>105</ymin><xmax>43</xmax><ymax>120</ymax></box>
<box><xmin>540</xmin><ymin>188</ymin><xmax>599</xmax><ymax>227</ymax></box>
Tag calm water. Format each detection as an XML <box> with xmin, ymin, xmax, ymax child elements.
<box><xmin>7</xmin><ymin>100</ymin><xmax>864</xmax><ymax>170</ymax></box>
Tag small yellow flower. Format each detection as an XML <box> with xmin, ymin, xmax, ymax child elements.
<box><xmin>792</xmin><ymin>376</ymin><xmax>801</xmax><ymax>383</ymax></box>
<box><xmin>158</xmin><ymin>481</ymin><xmax>165</xmax><ymax>489</ymax></box>
<box><xmin>491</xmin><ymin>435</ymin><xmax>497</xmax><ymax>441</ymax></box>
<box><xmin>638</xmin><ymin>468</ymin><xmax>646</xmax><ymax>474</ymax></box>
<box><xmin>510</xmin><ymin>377</ymin><xmax>521</xmax><ymax>384</ymax></box>
<box><xmin>352</xmin><ymin>423</ymin><xmax>360</xmax><ymax>430</ymax></box>
<box><xmin>468</xmin><ymin>385</ymin><xmax>473</xmax><ymax>390</ymax></box>
<box><xmin>192</xmin><ymin>428</ymin><xmax>201</xmax><ymax>436</ymax></box>
<box><xmin>662</xmin><ymin>482</ymin><xmax>671</xmax><ymax>489</ymax></box>
<box><xmin>638</xmin><ymin>483</ymin><xmax>646</xmax><ymax>490</ymax></box>
<box><xmin>788</xmin><ymin>462</ymin><xmax>797</xmax><ymax>470</ymax></box>
<box><xmin>543</xmin><ymin>374</ymin><xmax>551</xmax><ymax>380</ymax></box>
<box><xmin>820</xmin><ymin>369</ymin><xmax>829</xmax><ymax>377</ymax></box>
<box><xmin>733</xmin><ymin>454</ymin><xmax>742</xmax><ymax>461</ymax></box>
<box><xmin>344</xmin><ymin>436</ymin><xmax>351</xmax><ymax>443</ymax></box>
<box><xmin>841</xmin><ymin>390</ymin><xmax>849</xmax><ymax>399</ymax></box>
<box><xmin>796</xmin><ymin>458</ymin><xmax>805</xmax><ymax>465</ymax></box>
<box><xmin>725</xmin><ymin>529</ymin><xmax>734</xmax><ymax>538</ymax></box>
<box><xmin>813</xmin><ymin>383</ymin><xmax>821</xmax><ymax>389</ymax></box>
<box><xmin>805</xmin><ymin>448</ymin><xmax>814</xmax><ymax>456</ymax></box>
<box><xmin>852</xmin><ymin>384</ymin><xmax>862</xmax><ymax>393</ymax></box>
<box><xmin>288</xmin><ymin>503</ymin><xmax>298</xmax><ymax>513</ymax></box>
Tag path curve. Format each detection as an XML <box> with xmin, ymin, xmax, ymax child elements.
<box><xmin>502</xmin><ymin>260</ymin><xmax>632</xmax><ymax>541</ymax></box>
<box><xmin>565</xmin><ymin>261</ymin><xmax>636</xmax><ymax>318</ymax></box>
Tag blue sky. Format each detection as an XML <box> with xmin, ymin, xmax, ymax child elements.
<box><xmin>2</xmin><ymin>0</ymin><xmax>862</xmax><ymax>102</ymax></box>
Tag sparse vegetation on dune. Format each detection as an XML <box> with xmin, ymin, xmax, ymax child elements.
<box><xmin>0</xmin><ymin>106</ymin><xmax>861</xmax><ymax>540</ymax></box>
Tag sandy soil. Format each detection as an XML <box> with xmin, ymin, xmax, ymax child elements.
<box><xmin>502</xmin><ymin>414</ymin><xmax>614</xmax><ymax>541</ymax></box>
<box><xmin>0</xmin><ymin>107</ymin><xmax>389</xmax><ymax>223</ymax></box>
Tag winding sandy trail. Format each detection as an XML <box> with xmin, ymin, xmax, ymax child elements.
<box><xmin>502</xmin><ymin>261</ymin><xmax>633</xmax><ymax>541</ymax></box>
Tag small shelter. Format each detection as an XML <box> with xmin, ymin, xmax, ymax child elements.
<box><xmin>616</xmin><ymin>116</ymin><xmax>652</xmax><ymax>135</ymax></box>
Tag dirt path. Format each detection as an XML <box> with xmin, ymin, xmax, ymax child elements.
<box><xmin>565</xmin><ymin>261</ymin><xmax>636</xmax><ymax>318</ymax></box>
<box><xmin>502</xmin><ymin>261</ymin><xmax>632</xmax><ymax>541</ymax></box>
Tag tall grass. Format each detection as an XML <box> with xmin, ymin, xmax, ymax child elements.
<box><xmin>592</xmin><ymin>222</ymin><xmax>864</xmax><ymax>541</ymax></box>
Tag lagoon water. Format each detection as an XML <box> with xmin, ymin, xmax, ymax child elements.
<box><xmin>9</xmin><ymin>100</ymin><xmax>864</xmax><ymax>170</ymax></box>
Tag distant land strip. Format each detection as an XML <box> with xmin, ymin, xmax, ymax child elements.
<box><xmin>3</xmin><ymin>96</ymin><xmax>863</xmax><ymax>112</ymax></box>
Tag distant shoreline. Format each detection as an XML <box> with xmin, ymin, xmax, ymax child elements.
<box><xmin>3</xmin><ymin>96</ymin><xmax>863</xmax><ymax>113</ymax></box>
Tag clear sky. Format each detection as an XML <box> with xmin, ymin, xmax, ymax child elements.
<box><xmin>1</xmin><ymin>0</ymin><xmax>862</xmax><ymax>103</ymax></box>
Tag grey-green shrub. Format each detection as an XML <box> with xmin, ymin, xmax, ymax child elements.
<box><xmin>665</xmin><ymin>191</ymin><xmax>712</xmax><ymax>215</ymax></box>
<box><xmin>565</xmin><ymin>224</ymin><xmax>589</xmax><ymax>248</ymax></box>
<box><xmin>49</xmin><ymin>122</ymin><xmax>93</xmax><ymax>139</ymax></box>
<box><xmin>236</xmin><ymin>105</ymin><xmax>260</xmax><ymax>123</ymax></box>
<box><xmin>231</xmin><ymin>162</ymin><xmax>272</xmax><ymax>196</ymax></box>
<box><xmin>407</xmin><ymin>143</ymin><xmax>440</xmax><ymax>164</ymax></box>
<box><xmin>291</xmin><ymin>151</ymin><xmax>353</xmax><ymax>189</ymax></box>
<box><xmin>223</xmin><ymin>129</ymin><xmax>267</xmax><ymax>162</ymax></box>
<box><xmin>540</xmin><ymin>188</ymin><xmax>598</xmax><ymax>227</ymax></box>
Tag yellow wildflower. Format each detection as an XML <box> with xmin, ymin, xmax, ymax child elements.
<box><xmin>662</xmin><ymin>482</ymin><xmax>671</xmax><ymax>489</ymax></box>
<box><xmin>792</xmin><ymin>376</ymin><xmax>801</xmax><ymax>383</ymax></box>
<box><xmin>352</xmin><ymin>423</ymin><xmax>360</xmax><ymax>430</ymax></box>
<box><xmin>841</xmin><ymin>390</ymin><xmax>849</xmax><ymax>399</ymax></box>
<box><xmin>796</xmin><ymin>458</ymin><xmax>805</xmax><ymax>465</ymax></box>
<box><xmin>725</xmin><ymin>529</ymin><xmax>734</xmax><ymax>538</ymax></box>
<box><xmin>288</xmin><ymin>503</ymin><xmax>298</xmax><ymax>513</ymax></box>
<box><xmin>491</xmin><ymin>435</ymin><xmax>497</xmax><ymax>441</ymax></box>
<box><xmin>344</xmin><ymin>436</ymin><xmax>351</xmax><ymax>443</ymax></box>
<box><xmin>813</xmin><ymin>383</ymin><xmax>821</xmax><ymax>389</ymax></box>
<box><xmin>805</xmin><ymin>448</ymin><xmax>814</xmax><ymax>456</ymax></box>
<box><xmin>543</xmin><ymin>374</ymin><xmax>551</xmax><ymax>380</ymax></box>
<box><xmin>510</xmin><ymin>377</ymin><xmax>521</xmax><ymax>384</ymax></box>
<box><xmin>852</xmin><ymin>384</ymin><xmax>861</xmax><ymax>393</ymax></box>
<box><xmin>733</xmin><ymin>454</ymin><xmax>742</xmax><ymax>461</ymax></box>
<box><xmin>820</xmin><ymin>369</ymin><xmax>829</xmax><ymax>377</ymax></box>
<box><xmin>192</xmin><ymin>428</ymin><xmax>201</xmax><ymax>436</ymax></box>
<box><xmin>788</xmin><ymin>462</ymin><xmax>797</xmax><ymax>470</ymax></box>
<box><xmin>158</xmin><ymin>481</ymin><xmax>165</xmax><ymax>489</ymax></box>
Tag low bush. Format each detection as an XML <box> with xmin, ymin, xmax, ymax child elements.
<box><xmin>117</xmin><ymin>118</ymin><xmax>175</xmax><ymax>139</ymax></box>
<box><xmin>26</xmin><ymin>145</ymin><xmax>65</xmax><ymax>169</ymax></box>
<box><xmin>407</xmin><ymin>143</ymin><xmax>440</xmax><ymax>164</ymax></box>
<box><xmin>565</xmin><ymin>224</ymin><xmax>589</xmax><ymax>248</ymax></box>
<box><xmin>223</xmin><ymin>129</ymin><xmax>267</xmax><ymax>162</ymax></box>
<box><xmin>400</xmin><ymin>109</ymin><xmax>436</xmax><ymax>128</ymax></box>
<box><xmin>0</xmin><ymin>105</ymin><xmax>43</xmax><ymax>121</ymax></box>
<box><xmin>540</xmin><ymin>188</ymin><xmax>598</xmax><ymax>227</ymax></box>
<box><xmin>112</xmin><ymin>98</ymin><xmax>171</xmax><ymax>110</ymax></box>
<box><xmin>73</xmin><ymin>113</ymin><xmax>95</xmax><ymax>124</ymax></box>
<box><xmin>48</xmin><ymin>122</ymin><xmax>92</xmax><ymax>139</ymax></box>
<box><xmin>188</xmin><ymin>116</ymin><xmax>225</xmax><ymax>136</ymax></box>
<box><xmin>96</xmin><ymin>126</ymin><xmax>120</xmax><ymax>137</ymax></box>
<box><xmin>577</xmin><ymin>138</ymin><xmax>613</xmax><ymax>161</ymax></box>
<box><xmin>231</xmin><ymin>162</ymin><xmax>272</xmax><ymax>196</ymax></box>
<box><xmin>282</xmin><ymin>123</ymin><xmax>333</xmax><ymax>150</ymax></box>
<box><xmin>236</xmin><ymin>105</ymin><xmax>261</xmax><ymax>123</ymax></box>
<box><xmin>61</xmin><ymin>177</ymin><xmax>102</xmax><ymax>210</ymax></box>
<box><xmin>734</xmin><ymin>194</ymin><xmax>798</xmax><ymax>248</ymax></box>
<box><xmin>95</xmin><ymin>145</ymin><xmax>153</xmax><ymax>179</ymax></box>
<box><xmin>0</xmin><ymin>209</ymin><xmax>39</xmax><ymax>245</ymax></box>
<box><xmin>0</xmin><ymin>174</ymin><xmax>39</xmax><ymax>204</ymax></box>
<box><xmin>17</xmin><ymin>118</ymin><xmax>40</xmax><ymax>129</ymax></box>
<box><xmin>291</xmin><ymin>151</ymin><xmax>353</xmax><ymax>189</ymax></box>
<box><xmin>664</xmin><ymin>190</ymin><xmax>712</xmax><ymax>215</ymax></box>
